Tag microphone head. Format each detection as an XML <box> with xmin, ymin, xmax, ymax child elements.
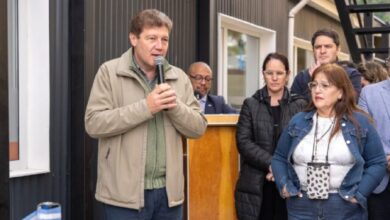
<box><xmin>194</xmin><ymin>90</ymin><xmax>202</xmax><ymax>100</ymax></box>
<box><xmin>154</xmin><ymin>56</ymin><xmax>164</xmax><ymax>66</ymax></box>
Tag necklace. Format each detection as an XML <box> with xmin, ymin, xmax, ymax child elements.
<box><xmin>311</xmin><ymin>113</ymin><xmax>335</xmax><ymax>162</ymax></box>
<box><xmin>315</xmin><ymin>116</ymin><xmax>335</xmax><ymax>143</ymax></box>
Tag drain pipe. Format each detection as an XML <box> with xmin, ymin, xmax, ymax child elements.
<box><xmin>288</xmin><ymin>0</ymin><xmax>311</xmax><ymax>86</ymax></box>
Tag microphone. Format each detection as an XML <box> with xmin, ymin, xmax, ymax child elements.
<box><xmin>155</xmin><ymin>56</ymin><xmax>168</xmax><ymax>111</ymax></box>
<box><xmin>194</xmin><ymin>90</ymin><xmax>201</xmax><ymax>100</ymax></box>
<box><xmin>154</xmin><ymin>56</ymin><xmax>165</xmax><ymax>84</ymax></box>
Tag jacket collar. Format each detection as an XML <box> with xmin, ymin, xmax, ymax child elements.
<box><xmin>304</xmin><ymin>110</ymin><xmax>316</xmax><ymax>120</ymax></box>
<box><xmin>303</xmin><ymin>109</ymin><xmax>349</xmax><ymax>121</ymax></box>
<box><xmin>116</xmin><ymin>48</ymin><xmax>176</xmax><ymax>80</ymax></box>
<box><xmin>253</xmin><ymin>86</ymin><xmax>290</xmax><ymax>105</ymax></box>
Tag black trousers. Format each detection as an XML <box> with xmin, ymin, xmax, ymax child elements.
<box><xmin>368</xmin><ymin>181</ymin><xmax>390</xmax><ymax>220</ymax></box>
<box><xmin>259</xmin><ymin>180</ymin><xmax>287</xmax><ymax>220</ymax></box>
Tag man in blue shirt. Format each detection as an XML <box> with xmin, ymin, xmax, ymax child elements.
<box><xmin>291</xmin><ymin>28</ymin><xmax>361</xmax><ymax>101</ymax></box>
<box><xmin>359</xmin><ymin>56</ymin><xmax>390</xmax><ymax>220</ymax></box>
<box><xmin>188</xmin><ymin>62</ymin><xmax>238</xmax><ymax>114</ymax></box>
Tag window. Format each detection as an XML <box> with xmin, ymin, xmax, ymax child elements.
<box><xmin>9</xmin><ymin>0</ymin><xmax>50</xmax><ymax>178</ymax></box>
<box><xmin>218</xmin><ymin>14</ymin><xmax>276</xmax><ymax>109</ymax></box>
<box><xmin>293</xmin><ymin>38</ymin><xmax>314</xmax><ymax>79</ymax></box>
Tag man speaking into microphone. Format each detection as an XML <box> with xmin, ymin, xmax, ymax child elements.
<box><xmin>85</xmin><ymin>9</ymin><xmax>207</xmax><ymax>220</ymax></box>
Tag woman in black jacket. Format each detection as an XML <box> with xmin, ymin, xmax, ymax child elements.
<box><xmin>235</xmin><ymin>53</ymin><xmax>307</xmax><ymax>220</ymax></box>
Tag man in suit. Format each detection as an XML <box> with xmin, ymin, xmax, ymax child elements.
<box><xmin>188</xmin><ymin>62</ymin><xmax>238</xmax><ymax>114</ymax></box>
<box><xmin>358</xmin><ymin>72</ymin><xmax>390</xmax><ymax>220</ymax></box>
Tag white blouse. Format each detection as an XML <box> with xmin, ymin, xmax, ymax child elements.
<box><xmin>292</xmin><ymin>114</ymin><xmax>355</xmax><ymax>192</ymax></box>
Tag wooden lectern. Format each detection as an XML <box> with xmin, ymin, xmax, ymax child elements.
<box><xmin>186</xmin><ymin>114</ymin><xmax>240</xmax><ymax>220</ymax></box>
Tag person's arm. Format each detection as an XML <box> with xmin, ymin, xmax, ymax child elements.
<box><xmin>85</xmin><ymin>63</ymin><xmax>154</xmax><ymax>138</ymax></box>
<box><xmin>235</xmin><ymin>98</ymin><xmax>273</xmax><ymax>171</ymax></box>
<box><xmin>165</xmin><ymin>70</ymin><xmax>207</xmax><ymax>138</ymax></box>
<box><xmin>358</xmin><ymin>87</ymin><xmax>370</xmax><ymax>114</ymax></box>
<box><xmin>271</xmin><ymin>114</ymin><xmax>302</xmax><ymax>197</ymax></box>
<box><xmin>355</xmin><ymin>119</ymin><xmax>387</xmax><ymax>202</ymax></box>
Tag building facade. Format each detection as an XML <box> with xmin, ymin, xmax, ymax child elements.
<box><xmin>1</xmin><ymin>0</ymin><xmax>372</xmax><ymax>219</ymax></box>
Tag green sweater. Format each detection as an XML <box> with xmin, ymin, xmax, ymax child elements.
<box><xmin>131</xmin><ymin>55</ymin><xmax>166</xmax><ymax>189</ymax></box>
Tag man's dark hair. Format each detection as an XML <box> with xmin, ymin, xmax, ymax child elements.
<box><xmin>311</xmin><ymin>28</ymin><xmax>340</xmax><ymax>47</ymax></box>
<box><xmin>130</xmin><ymin>9</ymin><xmax>173</xmax><ymax>37</ymax></box>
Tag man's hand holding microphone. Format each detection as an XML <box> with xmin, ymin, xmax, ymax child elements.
<box><xmin>147</xmin><ymin>56</ymin><xmax>177</xmax><ymax>114</ymax></box>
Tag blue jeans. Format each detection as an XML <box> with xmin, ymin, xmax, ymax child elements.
<box><xmin>102</xmin><ymin>188</ymin><xmax>183</xmax><ymax>220</ymax></box>
<box><xmin>286</xmin><ymin>192</ymin><xmax>367</xmax><ymax>220</ymax></box>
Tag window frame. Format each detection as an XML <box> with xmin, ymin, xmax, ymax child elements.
<box><xmin>9</xmin><ymin>0</ymin><xmax>50</xmax><ymax>178</ymax></box>
<box><xmin>217</xmin><ymin>13</ymin><xmax>276</xmax><ymax>103</ymax></box>
<box><xmin>8</xmin><ymin>0</ymin><xmax>19</xmax><ymax>161</ymax></box>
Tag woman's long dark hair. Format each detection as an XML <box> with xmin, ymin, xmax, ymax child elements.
<box><xmin>305</xmin><ymin>63</ymin><xmax>370</xmax><ymax>140</ymax></box>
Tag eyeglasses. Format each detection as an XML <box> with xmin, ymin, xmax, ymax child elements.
<box><xmin>308</xmin><ymin>81</ymin><xmax>333</xmax><ymax>91</ymax></box>
<box><xmin>189</xmin><ymin>74</ymin><xmax>213</xmax><ymax>82</ymax></box>
<box><xmin>263</xmin><ymin>70</ymin><xmax>286</xmax><ymax>77</ymax></box>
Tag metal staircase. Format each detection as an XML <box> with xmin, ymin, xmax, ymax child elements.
<box><xmin>335</xmin><ymin>0</ymin><xmax>390</xmax><ymax>63</ymax></box>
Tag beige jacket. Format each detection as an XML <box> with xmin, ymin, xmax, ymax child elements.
<box><xmin>85</xmin><ymin>49</ymin><xmax>207</xmax><ymax>209</ymax></box>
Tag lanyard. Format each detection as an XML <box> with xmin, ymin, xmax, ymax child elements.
<box><xmin>311</xmin><ymin>113</ymin><xmax>335</xmax><ymax>162</ymax></box>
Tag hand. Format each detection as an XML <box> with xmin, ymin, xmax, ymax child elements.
<box><xmin>146</xmin><ymin>83</ymin><xmax>177</xmax><ymax>114</ymax></box>
<box><xmin>281</xmin><ymin>186</ymin><xmax>302</xmax><ymax>199</ymax></box>
<box><xmin>308</xmin><ymin>61</ymin><xmax>321</xmax><ymax>76</ymax></box>
<box><xmin>266</xmin><ymin>165</ymin><xmax>275</xmax><ymax>182</ymax></box>
<box><xmin>281</xmin><ymin>186</ymin><xmax>290</xmax><ymax>198</ymax></box>
<box><xmin>386</xmin><ymin>155</ymin><xmax>390</xmax><ymax>172</ymax></box>
<box><xmin>350</xmin><ymin>197</ymin><xmax>358</xmax><ymax>204</ymax></box>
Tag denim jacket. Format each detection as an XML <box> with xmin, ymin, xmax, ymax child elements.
<box><xmin>271</xmin><ymin>110</ymin><xmax>386</xmax><ymax>209</ymax></box>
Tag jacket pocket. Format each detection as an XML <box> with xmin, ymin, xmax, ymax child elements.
<box><xmin>348</xmin><ymin>127</ymin><xmax>368</xmax><ymax>152</ymax></box>
<box><xmin>288</xmin><ymin>125</ymin><xmax>300</xmax><ymax>138</ymax></box>
<box><xmin>98</xmin><ymin>137</ymin><xmax>138</xmax><ymax>204</ymax></box>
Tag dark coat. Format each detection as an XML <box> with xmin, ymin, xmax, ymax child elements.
<box><xmin>234</xmin><ymin>87</ymin><xmax>307</xmax><ymax>220</ymax></box>
<box><xmin>291</xmin><ymin>65</ymin><xmax>361</xmax><ymax>101</ymax></box>
<box><xmin>204</xmin><ymin>94</ymin><xmax>238</xmax><ymax>114</ymax></box>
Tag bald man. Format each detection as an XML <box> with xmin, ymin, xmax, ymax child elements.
<box><xmin>188</xmin><ymin>62</ymin><xmax>238</xmax><ymax>114</ymax></box>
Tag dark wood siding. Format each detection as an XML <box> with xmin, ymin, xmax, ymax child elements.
<box><xmin>295</xmin><ymin>6</ymin><xmax>350</xmax><ymax>53</ymax></box>
<box><xmin>85</xmin><ymin>0</ymin><xmax>197</xmax><ymax>93</ymax></box>
<box><xmin>201</xmin><ymin>0</ymin><xmax>350</xmax><ymax>85</ymax></box>
<box><xmin>199</xmin><ymin>0</ymin><xmax>290</xmax><ymax>93</ymax></box>
<box><xmin>5</xmin><ymin>1</ymin><xmax>352</xmax><ymax>219</ymax></box>
<box><xmin>217</xmin><ymin>0</ymin><xmax>289</xmax><ymax>53</ymax></box>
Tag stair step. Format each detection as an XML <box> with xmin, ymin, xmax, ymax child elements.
<box><xmin>347</xmin><ymin>4</ymin><xmax>390</xmax><ymax>13</ymax></box>
<box><xmin>358</xmin><ymin>47</ymin><xmax>390</xmax><ymax>54</ymax></box>
<box><xmin>354</xmin><ymin>26</ymin><xmax>390</xmax><ymax>34</ymax></box>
